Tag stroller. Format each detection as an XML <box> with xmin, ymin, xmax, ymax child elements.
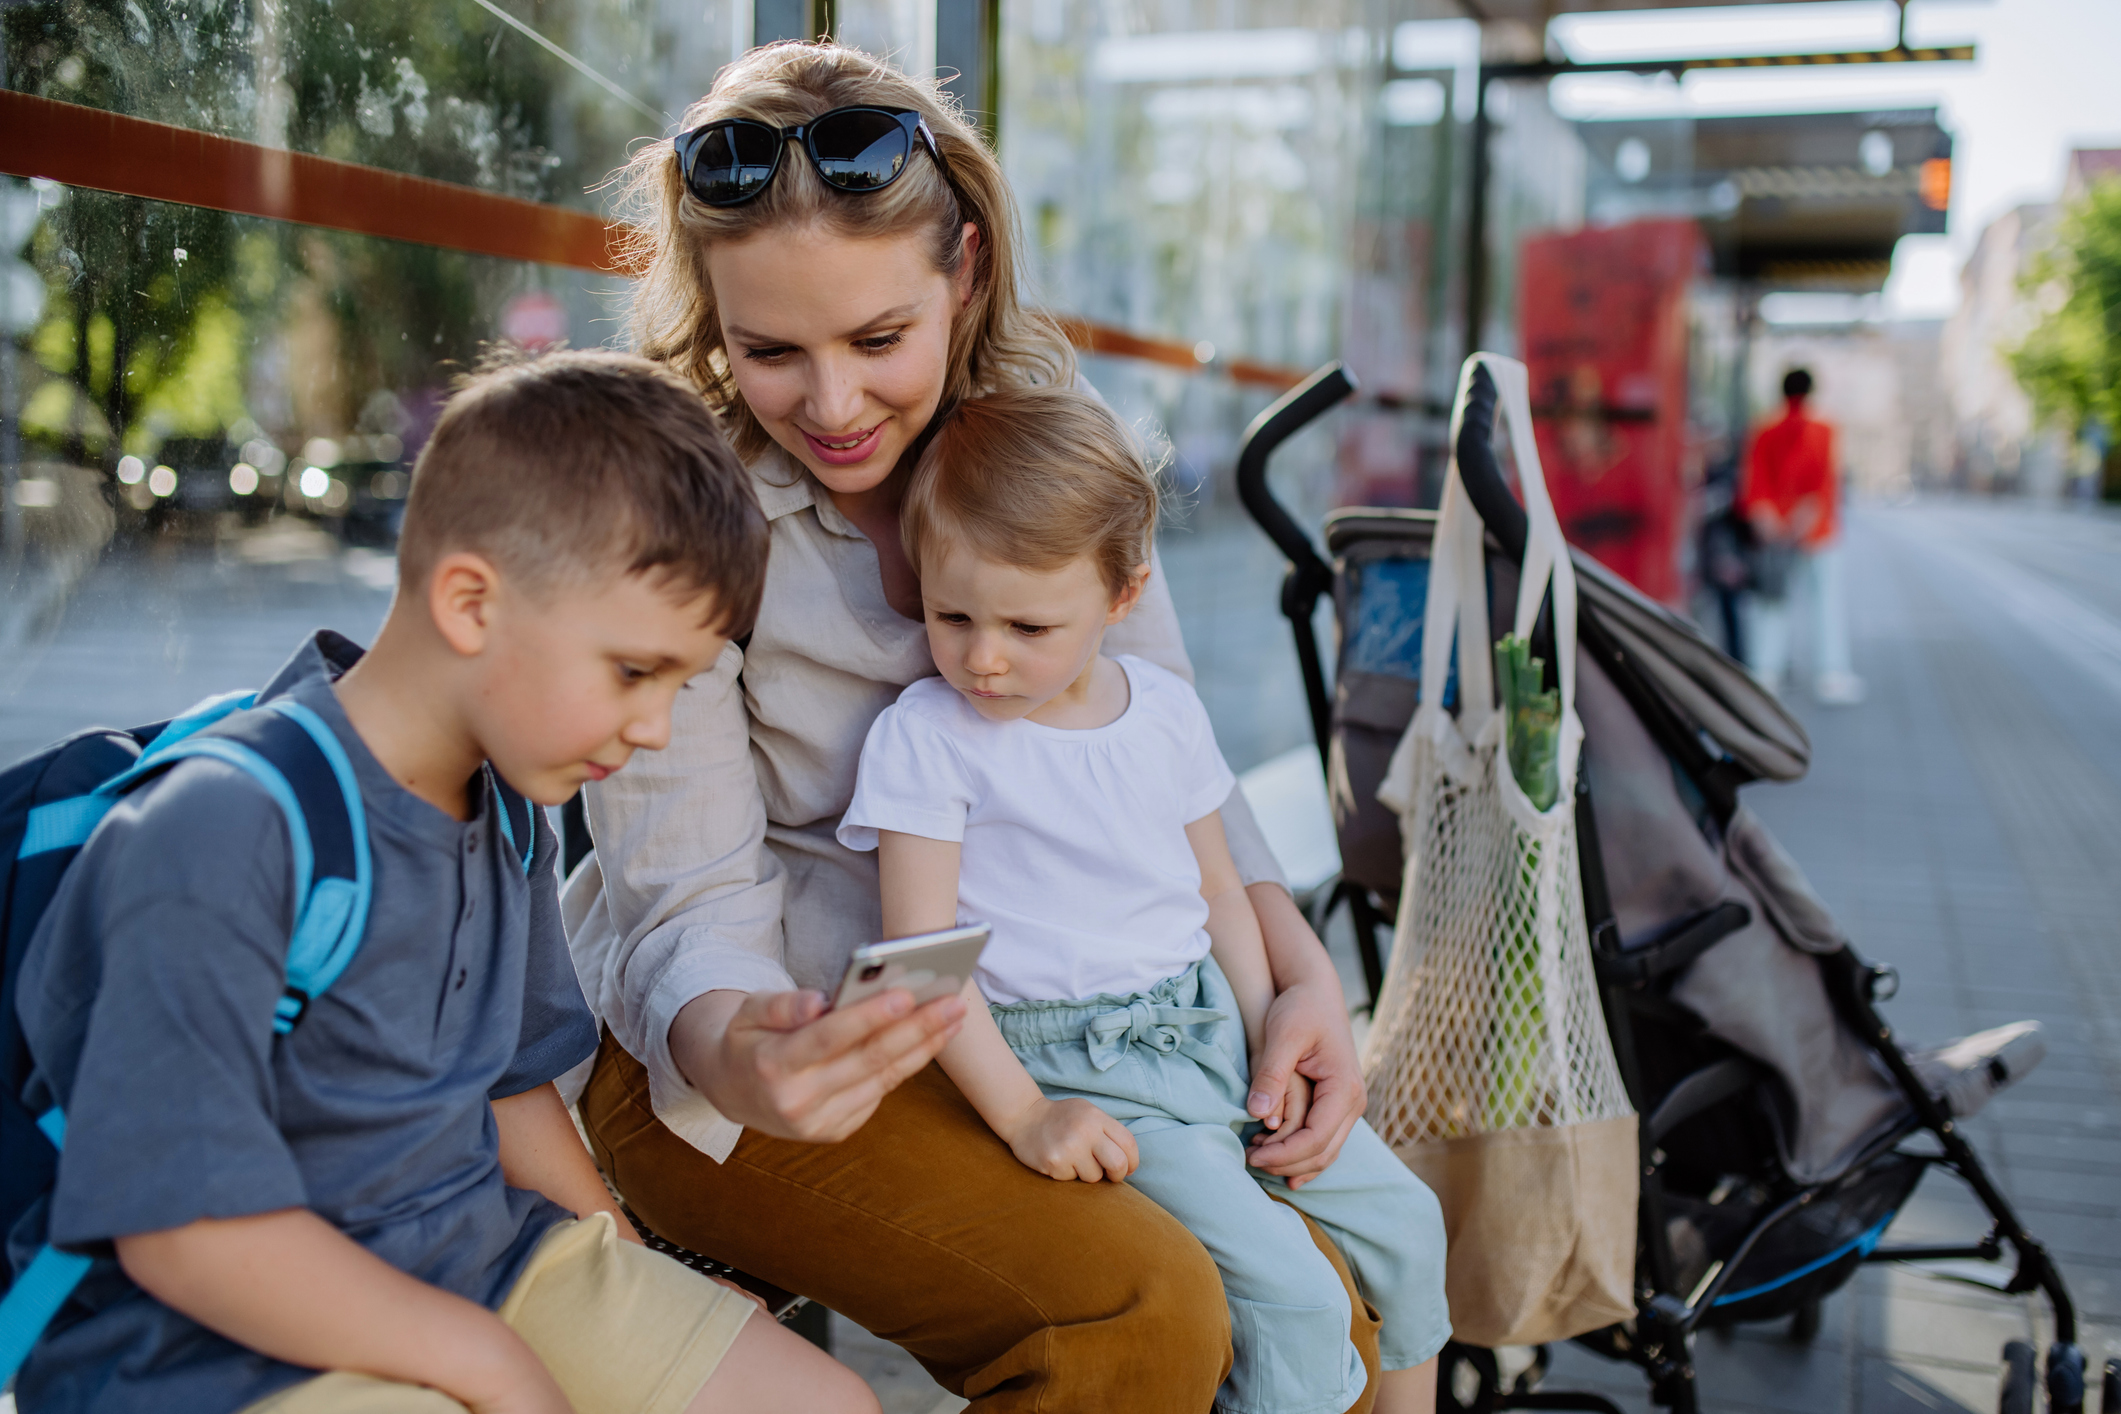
<box><xmin>1233</xmin><ymin>359</ymin><xmax>2100</xmax><ymax>1414</ymax></box>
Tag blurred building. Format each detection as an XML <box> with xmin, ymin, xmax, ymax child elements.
<box><xmin>1941</xmin><ymin>148</ymin><xmax>2119</xmax><ymax>499</ymax></box>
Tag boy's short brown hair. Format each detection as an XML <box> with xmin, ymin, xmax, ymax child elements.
<box><xmin>902</xmin><ymin>385</ymin><xmax>1159</xmax><ymax>598</ymax></box>
<box><xmin>397</xmin><ymin>348</ymin><xmax>767</xmax><ymax>633</ymax></box>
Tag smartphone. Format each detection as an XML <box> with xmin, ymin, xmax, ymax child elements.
<box><xmin>832</xmin><ymin>923</ymin><xmax>991</xmax><ymax>1010</ymax></box>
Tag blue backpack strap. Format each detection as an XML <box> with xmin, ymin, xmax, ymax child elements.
<box><xmin>189</xmin><ymin>704</ymin><xmax>372</xmax><ymax>1033</ymax></box>
<box><xmin>15</xmin><ymin>692</ymin><xmax>257</xmax><ymax>862</ymax></box>
<box><xmin>489</xmin><ymin>770</ymin><xmax>537</xmax><ymax>877</ymax></box>
<box><xmin>0</xmin><ymin>1107</ymin><xmax>89</xmax><ymax>1380</ymax></box>
<box><xmin>91</xmin><ymin>699</ymin><xmax>370</xmax><ymax>1031</ymax></box>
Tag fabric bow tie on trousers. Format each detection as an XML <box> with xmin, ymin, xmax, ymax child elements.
<box><xmin>1082</xmin><ymin>1000</ymin><xmax>1229</xmax><ymax>1073</ymax></box>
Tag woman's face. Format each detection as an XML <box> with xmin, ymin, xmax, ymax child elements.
<box><xmin>709</xmin><ymin>223</ymin><xmax>976</xmax><ymax>498</ymax></box>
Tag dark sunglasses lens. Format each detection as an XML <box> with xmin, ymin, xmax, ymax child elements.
<box><xmin>809</xmin><ymin>110</ymin><xmax>913</xmax><ymax>191</ymax></box>
<box><xmin>688</xmin><ymin>123</ymin><xmax>781</xmax><ymax>204</ymax></box>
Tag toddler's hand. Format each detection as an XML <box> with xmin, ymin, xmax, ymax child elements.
<box><xmin>1263</xmin><ymin>1072</ymin><xmax>1312</xmax><ymax>1135</ymax></box>
<box><xmin>1001</xmin><ymin>1097</ymin><xmax>1138</xmax><ymax>1183</ymax></box>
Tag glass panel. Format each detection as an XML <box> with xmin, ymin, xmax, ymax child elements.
<box><xmin>1</xmin><ymin>0</ymin><xmax>747</xmax><ymax>202</ymax></box>
<box><xmin>2</xmin><ymin>3</ymin><xmax>753</xmax><ymax>762</ymax></box>
<box><xmin>0</xmin><ymin>178</ymin><xmax>600</xmax><ymax>760</ymax></box>
<box><xmin>999</xmin><ymin>0</ymin><xmax>1399</xmax><ymax>770</ymax></box>
<box><xmin>835</xmin><ymin>0</ymin><xmax>936</xmax><ymax>80</ymax></box>
<box><xmin>992</xmin><ymin>2</ymin><xmax>1506</xmax><ymax>768</ymax></box>
<box><xmin>1337</xmin><ymin>12</ymin><xmax>1478</xmax><ymax>510</ymax></box>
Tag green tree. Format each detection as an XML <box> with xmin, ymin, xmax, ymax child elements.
<box><xmin>2009</xmin><ymin>178</ymin><xmax>2121</xmax><ymax>497</ymax></box>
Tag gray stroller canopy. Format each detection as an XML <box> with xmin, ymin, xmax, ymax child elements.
<box><xmin>1570</xmin><ymin>544</ymin><xmax>1809</xmax><ymax>784</ymax></box>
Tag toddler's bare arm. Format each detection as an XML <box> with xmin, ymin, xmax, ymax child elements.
<box><xmin>1188</xmin><ymin>813</ymin><xmax>1312</xmax><ymax>1134</ymax></box>
<box><xmin>1187</xmin><ymin>813</ymin><xmax>1273</xmax><ymax>1057</ymax></box>
<box><xmin>117</xmin><ymin>1209</ymin><xmax>571</xmax><ymax>1414</ymax></box>
<box><xmin>878</xmin><ymin>831</ymin><xmax>1137</xmax><ymax>1183</ymax></box>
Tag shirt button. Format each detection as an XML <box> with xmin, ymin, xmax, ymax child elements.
<box><xmin>455</xmin><ymin>968</ymin><xmax>468</xmax><ymax>990</ymax></box>
<box><xmin>467</xmin><ymin>835</ymin><xmax>480</xmax><ymax>854</ymax></box>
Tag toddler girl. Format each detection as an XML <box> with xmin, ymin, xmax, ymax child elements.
<box><xmin>837</xmin><ymin>387</ymin><xmax>1450</xmax><ymax>1414</ymax></box>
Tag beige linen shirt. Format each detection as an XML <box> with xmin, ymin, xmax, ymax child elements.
<box><xmin>563</xmin><ymin>450</ymin><xmax>1287</xmax><ymax>1161</ymax></box>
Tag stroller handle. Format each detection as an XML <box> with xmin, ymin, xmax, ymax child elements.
<box><xmin>1234</xmin><ymin>362</ymin><xmax>1358</xmax><ymax>592</ymax></box>
<box><xmin>1453</xmin><ymin>361</ymin><xmax>1531</xmax><ymax>566</ymax></box>
<box><xmin>1235</xmin><ymin>363</ymin><xmax>1358</xmax><ymax>770</ymax></box>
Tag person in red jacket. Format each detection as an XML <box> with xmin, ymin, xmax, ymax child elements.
<box><xmin>1739</xmin><ymin>368</ymin><xmax>1865</xmax><ymax>705</ymax></box>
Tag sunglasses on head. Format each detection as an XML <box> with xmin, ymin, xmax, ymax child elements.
<box><xmin>674</xmin><ymin>106</ymin><xmax>948</xmax><ymax>208</ymax></box>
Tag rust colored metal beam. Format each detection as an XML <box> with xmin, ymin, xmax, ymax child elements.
<box><xmin>0</xmin><ymin>88</ymin><xmax>627</xmax><ymax>273</ymax></box>
<box><xmin>0</xmin><ymin>89</ymin><xmax>1308</xmax><ymax>390</ymax></box>
<box><xmin>1052</xmin><ymin>316</ymin><xmax>1304</xmax><ymax>392</ymax></box>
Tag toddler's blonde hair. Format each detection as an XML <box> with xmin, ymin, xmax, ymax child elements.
<box><xmin>903</xmin><ymin>386</ymin><xmax>1160</xmax><ymax>599</ymax></box>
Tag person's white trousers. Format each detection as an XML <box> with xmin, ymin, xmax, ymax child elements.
<box><xmin>1746</xmin><ymin>540</ymin><xmax>1853</xmax><ymax>689</ymax></box>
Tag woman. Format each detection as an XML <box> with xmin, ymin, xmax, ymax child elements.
<box><xmin>567</xmin><ymin>41</ymin><xmax>1386</xmax><ymax>1413</ymax></box>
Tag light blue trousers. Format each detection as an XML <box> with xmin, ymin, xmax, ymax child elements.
<box><xmin>992</xmin><ymin>958</ymin><xmax>1452</xmax><ymax>1414</ymax></box>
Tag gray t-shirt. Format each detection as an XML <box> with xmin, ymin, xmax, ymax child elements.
<box><xmin>11</xmin><ymin>631</ymin><xmax>599</xmax><ymax>1414</ymax></box>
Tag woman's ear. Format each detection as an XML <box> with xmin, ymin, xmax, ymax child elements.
<box><xmin>956</xmin><ymin>222</ymin><xmax>982</xmax><ymax>307</ymax></box>
<box><xmin>1106</xmin><ymin>562</ymin><xmax>1152</xmax><ymax>626</ymax></box>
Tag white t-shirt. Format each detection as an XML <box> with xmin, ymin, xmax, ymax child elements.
<box><xmin>836</xmin><ymin>655</ymin><xmax>1238</xmax><ymax>1005</ymax></box>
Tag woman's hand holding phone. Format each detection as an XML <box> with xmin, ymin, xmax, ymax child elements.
<box><xmin>669</xmin><ymin>985</ymin><xmax>967</xmax><ymax>1144</ymax></box>
<box><xmin>995</xmin><ymin>1096</ymin><xmax>1139</xmax><ymax>1184</ymax></box>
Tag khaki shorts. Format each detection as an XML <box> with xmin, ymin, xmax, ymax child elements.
<box><xmin>240</xmin><ymin>1213</ymin><xmax>755</xmax><ymax>1414</ymax></box>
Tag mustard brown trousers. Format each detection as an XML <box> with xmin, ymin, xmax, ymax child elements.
<box><xmin>581</xmin><ymin>1031</ymin><xmax>1383</xmax><ymax>1413</ymax></box>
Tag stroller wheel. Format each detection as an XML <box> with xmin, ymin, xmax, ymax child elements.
<box><xmin>1436</xmin><ymin>1342</ymin><xmax>1500</xmax><ymax>1412</ymax></box>
<box><xmin>2044</xmin><ymin>1342</ymin><xmax>2084</xmax><ymax>1414</ymax></box>
<box><xmin>1789</xmin><ymin>1298</ymin><xmax>1822</xmax><ymax>1344</ymax></box>
<box><xmin>2000</xmin><ymin>1340</ymin><xmax>2037</xmax><ymax>1414</ymax></box>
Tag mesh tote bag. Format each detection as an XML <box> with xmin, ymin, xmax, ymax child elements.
<box><xmin>1364</xmin><ymin>354</ymin><xmax>1638</xmax><ymax>1350</ymax></box>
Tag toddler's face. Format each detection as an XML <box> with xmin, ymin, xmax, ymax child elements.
<box><xmin>463</xmin><ymin>565</ymin><xmax>731</xmax><ymax>804</ymax></box>
<box><xmin>921</xmin><ymin>543</ymin><xmax>1138</xmax><ymax>723</ymax></box>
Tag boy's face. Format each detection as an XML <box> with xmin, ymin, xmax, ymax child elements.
<box><xmin>464</xmin><ymin>564</ymin><xmax>730</xmax><ymax>805</ymax></box>
<box><xmin>921</xmin><ymin>542</ymin><xmax>1142</xmax><ymax>723</ymax></box>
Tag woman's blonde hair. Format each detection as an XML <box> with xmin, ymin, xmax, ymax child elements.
<box><xmin>902</xmin><ymin>385</ymin><xmax>1159</xmax><ymax>599</ymax></box>
<box><xmin>615</xmin><ymin>42</ymin><xmax>1075</xmax><ymax>463</ymax></box>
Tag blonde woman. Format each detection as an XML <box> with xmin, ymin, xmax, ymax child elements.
<box><xmin>567</xmin><ymin>42</ymin><xmax>1387</xmax><ymax>1413</ymax></box>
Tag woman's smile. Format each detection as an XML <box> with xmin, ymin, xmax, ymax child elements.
<box><xmin>800</xmin><ymin>422</ymin><xmax>887</xmax><ymax>466</ymax></box>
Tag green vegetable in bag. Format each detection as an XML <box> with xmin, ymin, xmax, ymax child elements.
<box><xmin>1486</xmin><ymin>634</ymin><xmax>1562</xmax><ymax>1127</ymax></box>
<box><xmin>1494</xmin><ymin>634</ymin><xmax>1561</xmax><ymax>811</ymax></box>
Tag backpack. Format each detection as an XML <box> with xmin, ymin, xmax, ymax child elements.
<box><xmin>0</xmin><ymin>690</ymin><xmax>537</xmax><ymax>1381</ymax></box>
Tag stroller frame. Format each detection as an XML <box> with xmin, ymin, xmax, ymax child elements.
<box><xmin>1233</xmin><ymin>363</ymin><xmax>2088</xmax><ymax>1414</ymax></box>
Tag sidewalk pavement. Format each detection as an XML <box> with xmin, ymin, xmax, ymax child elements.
<box><xmin>2</xmin><ymin>500</ymin><xmax>2113</xmax><ymax>1414</ymax></box>
<box><xmin>1544</xmin><ymin>500</ymin><xmax>2117</xmax><ymax>1414</ymax></box>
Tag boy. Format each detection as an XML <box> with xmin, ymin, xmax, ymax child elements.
<box><xmin>11</xmin><ymin>351</ymin><xmax>878</xmax><ymax>1414</ymax></box>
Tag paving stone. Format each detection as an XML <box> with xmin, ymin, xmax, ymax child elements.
<box><xmin>1858</xmin><ymin>1355</ymin><xmax>2000</xmax><ymax>1413</ymax></box>
<box><xmin>1864</xmin><ymin>1274</ymin><xmax>2034</xmax><ymax>1372</ymax></box>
